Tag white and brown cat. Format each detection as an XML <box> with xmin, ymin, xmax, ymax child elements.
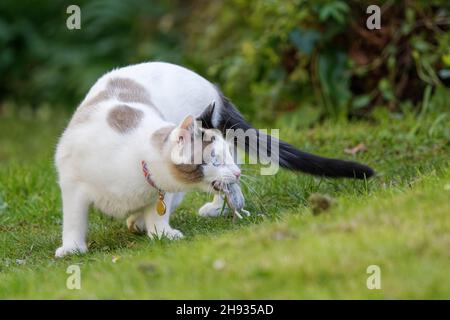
<box><xmin>55</xmin><ymin>62</ymin><xmax>374</xmax><ymax>257</ymax></box>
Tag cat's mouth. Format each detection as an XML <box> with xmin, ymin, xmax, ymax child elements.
<box><xmin>212</xmin><ymin>180</ymin><xmax>223</xmax><ymax>191</ymax></box>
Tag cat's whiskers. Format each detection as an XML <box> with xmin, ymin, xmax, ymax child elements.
<box><xmin>206</xmin><ymin>184</ymin><xmax>214</xmax><ymax>198</ymax></box>
<box><xmin>240</xmin><ymin>173</ymin><xmax>258</xmax><ymax>182</ymax></box>
<box><xmin>238</xmin><ymin>178</ymin><xmax>265</xmax><ymax>213</ymax></box>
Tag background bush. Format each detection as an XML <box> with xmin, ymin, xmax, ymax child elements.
<box><xmin>0</xmin><ymin>0</ymin><xmax>449</xmax><ymax>123</ymax></box>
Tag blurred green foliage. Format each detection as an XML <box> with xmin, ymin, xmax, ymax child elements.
<box><xmin>0</xmin><ymin>0</ymin><xmax>189</xmax><ymax>107</ymax></box>
<box><xmin>0</xmin><ymin>0</ymin><xmax>449</xmax><ymax>123</ymax></box>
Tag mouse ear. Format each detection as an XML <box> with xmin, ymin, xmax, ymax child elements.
<box><xmin>196</xmin><ymin>100</ymin><xmax>215</xmax><ymax>129</ymax></box>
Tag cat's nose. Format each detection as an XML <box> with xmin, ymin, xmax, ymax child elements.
<box><xmin>234</xmin><ymin>171</ymin><xmax>241</xmax><ymax>180</ymax></box>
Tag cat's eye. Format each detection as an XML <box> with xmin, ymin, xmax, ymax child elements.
<box><xmin>211</xmin><ymin>150</ymin><xmax>221</xmax><ymax>167</ymax></box>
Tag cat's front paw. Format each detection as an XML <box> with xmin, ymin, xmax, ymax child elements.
<box><xmin>55</xmin><ymin>244</ymin><xmax>88</xmax><ymax>258</ymax></box>
<box><xmin>198</xmin><ymin>202</ymin><xmax>227</xmax><ymax>217</ymax></box>
<box><xmin>147</xmin><ymin>224</ymin><xmax>184</xmax><ymax>240</ymax></box>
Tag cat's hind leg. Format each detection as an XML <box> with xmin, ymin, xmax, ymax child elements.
<box><xmin>198</xmin><ymin>194</ymin><xmax>226</xmax><ymax>217</ymax></box>
<box><xmin>127</xmin><ymin>192</ymin><xmax>185</xmax><ymax>236</ymax></box>
<box><xmin>145</xmin><ymin>192</ymin><xmax>185</xmax><ymax>240</ymax></box>
<box><xmin>55</xmin><ymin>181</ymin><xmax>90</xmax><ymax>258</ymax></box>
<box><xmin>126</xmin><ymin>212</ymin><xmax>146</xmax><ymax>234</ymax></box>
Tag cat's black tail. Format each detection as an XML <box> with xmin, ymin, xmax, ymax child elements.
<box><xmin>198</xmin><ymin>93</ymin><xmax>374</xmax><ymax>179</ymax></box>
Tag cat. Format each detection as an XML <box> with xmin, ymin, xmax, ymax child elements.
<box><xmin>55</xmin><ymin>62</ymin><xmax>374</xmax><ymax>257</ymax></box>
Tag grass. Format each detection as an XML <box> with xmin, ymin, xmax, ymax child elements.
<box><xmin>0</xmin><ymin>104</ymin><xmax>449</xmax><ymax>299</ymax></box>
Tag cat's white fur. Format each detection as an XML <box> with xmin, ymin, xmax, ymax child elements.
<box><xmin>55</xmin><ymin>62</ymin><xmax>240</xmax><ymax>257</ymax></box>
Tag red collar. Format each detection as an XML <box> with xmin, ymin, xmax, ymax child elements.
<box><xmin>141</xmin><ymin>160</ymin><xmax>167</xmax><ymax>216</ymax></box>
<box><xmin>141</xmin><ymin>160</ymin><xmax>163</xmax><ymax>193</ymax></box>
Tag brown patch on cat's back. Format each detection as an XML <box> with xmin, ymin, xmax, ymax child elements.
<box><xmin>82</xmin><ymin>90</ymin><xmax>110</xmax><ymax>108</ymax></box>
<box><xmin>69</xmin><ymin>76</ymin><xmax>164</xmax><ymax>128</ymax></box>
<box><xmin>107</xmin><ymin>77</ymin><xmax>165</xmax><ymax>118</ymax></box>
<box><xmin>107</xmin><ymin>78</ymin><xmax>154</xmax><ymax>106</ymax></box>
<box><xmin>69</xmin><ymin>90</ymin><xmax>110</xmax><ymax>127</ymax></box>
<box><xmin>107</xmin><ymin>105</ymin><xmax>144</xmax><ymax>133</ymax></box>
<box><xmin>107</xmin><ymin>78</ymin><xmax>165</xmax><ymax>119</ymax></box>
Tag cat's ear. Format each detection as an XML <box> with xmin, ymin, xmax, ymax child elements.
<box><xmin>176</xmin><ymin>115</ymin><xmax>195</xmax><ymax>145</ymax></box>
<box><xmin>179</xmin><ymin>114</ymin><xmax>194</xmax><ymax>131</ymax></box>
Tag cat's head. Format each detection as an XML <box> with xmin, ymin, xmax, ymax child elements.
<box><xmin>157</xmin><ymin>113</ymin><xmax>241</xmax><ymax>193</ymax></box>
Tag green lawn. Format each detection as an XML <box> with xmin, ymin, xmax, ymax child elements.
<box><xmin>0</xmin><ymin>105</ymin><xmax>449</xmax><ymax>299</ymax></box>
